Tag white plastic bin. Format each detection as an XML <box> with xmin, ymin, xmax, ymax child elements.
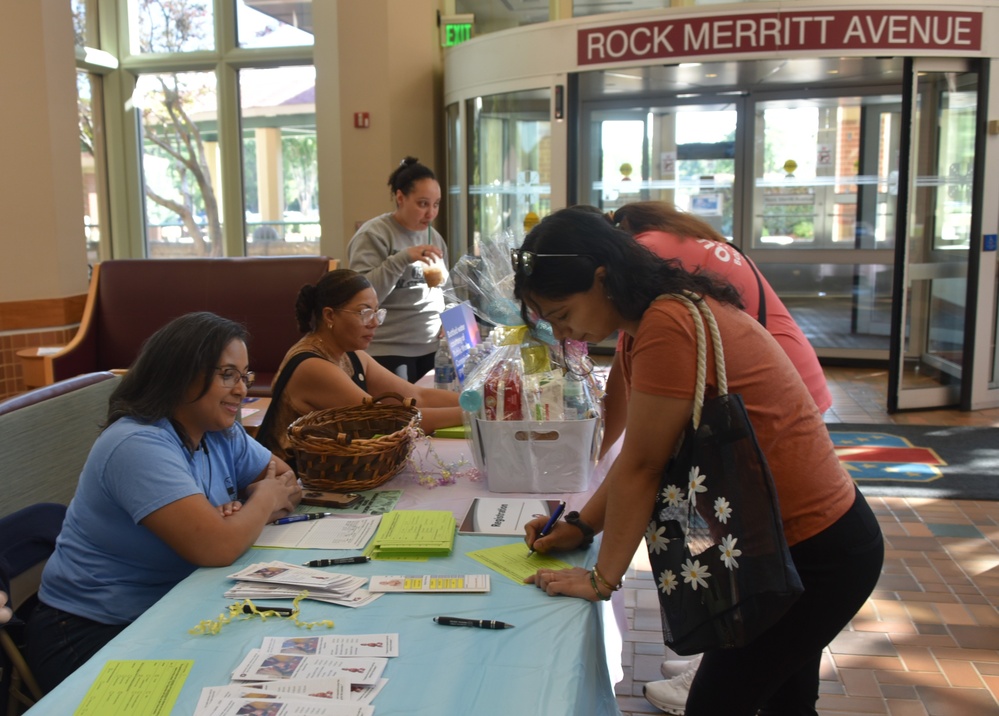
<box><xmin>470</xmin><ymin>418</ymin><xmax>600</xmax><ymax>493</ymax></box>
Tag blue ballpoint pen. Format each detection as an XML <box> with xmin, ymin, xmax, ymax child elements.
<box><xmin>528</xmin><ymin>500</ymin><xmax>566</xmax><ymax>556</ymax></box>
<box><xmin>273</xmin><ymin>512</ymin><xmax>333</xmax><ymax>525</ymax></box>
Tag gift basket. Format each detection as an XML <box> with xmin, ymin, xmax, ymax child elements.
<box><xmin>286</xmin><ymin>393</ymin><xmax>421</xmax><ymax>492</ymax></box>
<box><xmin>443</xmin><ymin>236</ymin><xmax>604</xmax><ymax>493</ymax></box>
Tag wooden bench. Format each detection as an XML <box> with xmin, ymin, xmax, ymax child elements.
<box><xmin>40</xmin><ymin>257</ymin><xmax>338</xmax><ymax>397</ymax></box>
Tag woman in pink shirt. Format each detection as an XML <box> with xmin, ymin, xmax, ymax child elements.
<box><xmin>601</xmin><ymin>201</ymin><xmax>831</xmax><ymax>457</ymax></box>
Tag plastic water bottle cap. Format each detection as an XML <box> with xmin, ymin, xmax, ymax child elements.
<box><xmin>459</xmin><ymin>389</ymin><xmax>483</xmax><ymax>412</ymax></box>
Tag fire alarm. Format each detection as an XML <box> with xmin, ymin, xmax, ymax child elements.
<box><xmin>354</xmin><ymin>112</ymin><xmax>370</xmax><ymax>129</ymax></box>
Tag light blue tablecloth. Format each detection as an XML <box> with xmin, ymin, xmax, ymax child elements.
<box><xmin>27</xmin><ymin>534</ymin><xmax>621</xmax><ymax>715</ymax></box>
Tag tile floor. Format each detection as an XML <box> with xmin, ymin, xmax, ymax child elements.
<box><xmin>614</xmin><ymin>365</ymin><xmax>999</xmax><ymax>715</ymax></box>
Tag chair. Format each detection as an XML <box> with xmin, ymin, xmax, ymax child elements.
<box><xmin>0</xmin><ymin>503</ymin><xmax>67</xmax><ymax>715</ymax></box>
<box><xmin>0</xmin><ymin>371</ymin><xmax>119</xmax><ymax>521</ymax></box>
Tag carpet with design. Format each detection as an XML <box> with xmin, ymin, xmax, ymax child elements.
<box><xmin>827</xmin><ymin>424</ymin><xmax>999</xmax><ymax>501</ymax></box>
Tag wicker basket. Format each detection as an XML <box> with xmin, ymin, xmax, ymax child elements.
<box><xmin>287</xmin><ymin>393</ymin><xmax>421</xmax><ymax>492</ymax></box>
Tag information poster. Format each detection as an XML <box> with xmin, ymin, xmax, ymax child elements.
<box><xmin>440</xmin><ymin>301</ymin><xmax>480</xmax><ymax>385</ymax></box>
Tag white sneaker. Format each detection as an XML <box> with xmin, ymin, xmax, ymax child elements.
<box><xmin>659</xmin><ymin>653</ymin><xmax>702</xmax><ymax>679</ymax></box>
<box><xmin>643</xmin><ymin>661</ymin><xmax>698</xmax><ymax>715</ymax></box>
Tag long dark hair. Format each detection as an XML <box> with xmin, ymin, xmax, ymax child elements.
<box><xmin>106</xmin><ymin>312</ymin><xmax>249</xmax><ymax>428</ymax></box>
<box><xmin>611</xmin><ymin>200</ymin><xmax>728</xmax><ymax>242</ymax></box>
<box><xmin>388</xmin><ymin>156</ymin><xmax>436</xmax><ymax>197</ymax></box>
<box><xmin>294</xmin><ymin>269</ymin><xmax>372</xmax><ymax>332</ymax></box>
<box><xmin>513</xmin><ymin>206</ymin><xmax>743</xmax><ymax>325</ymax></box>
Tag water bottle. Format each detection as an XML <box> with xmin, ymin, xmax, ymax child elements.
<box><xmin>434</xmin><ymin>337</ymin><xmax>456</xmax><ymax>391</ymax></box>
<box><xmin>463</xmin><ymin>345</ymin><xmax>482</xmax><ymax>380</ymax></box>
<box><xmin>563</xmin><ymin>374</ymin><xmax>586</xmax><ymax>420</ymax></box>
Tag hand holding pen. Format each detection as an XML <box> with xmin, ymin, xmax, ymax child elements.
<box><xmin>527</xmin><ymin>500</ymin><xmax>566</xmax><ymax>556</ymax></box>
<box><xmin>272</xmin><ymin>512</ymin><xmax>334</xmax><ymax>525</ymax></box>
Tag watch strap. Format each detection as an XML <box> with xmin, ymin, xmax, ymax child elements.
<box><xmin>564</xmin><ymin>510</ymin><xmax>595</xmax><ymax>547</ymax></box>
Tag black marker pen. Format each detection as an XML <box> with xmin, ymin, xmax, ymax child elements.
<box><xmin>302</xmin><ymin>556</ymin><xmax>371</xmax><ymax>567</ymax></box>
<box><xmin>433</xmin><ymin>616</ymin><xmax>514</xmax><ymax>629</ymax></box>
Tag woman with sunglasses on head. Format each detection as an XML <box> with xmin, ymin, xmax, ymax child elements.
<box><xmin>347</xmin><ymin>156</ymin><xmax>448</xmax><ymax>383</ymax></box>
<box><xmin>26</xmin><ymin>312</ymin><xmax>301</xmax><ymax>692</ymax></box>
<box><xmin>515</xmin><ymin>208</ymin><xmax>883</xmax><ymax>716</ymax></box>
<box><xmin>257</xmin><ymin>269</ymin><xmax>462</xmax><ymax>466</ymax></box>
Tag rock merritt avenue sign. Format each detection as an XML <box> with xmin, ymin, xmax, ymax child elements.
<box><xmin>577</xmin><ymin>10</ymin><xmax>982</xmax><ymax>65</ymax></box>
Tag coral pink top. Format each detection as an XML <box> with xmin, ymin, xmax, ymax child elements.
<box><xmin>625</xmin><ymin>230</ymin><xmax>831</xmax><ymax>413</ymax></box>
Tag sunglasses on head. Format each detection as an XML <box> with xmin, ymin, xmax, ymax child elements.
<box><xmin>510</xmin><ymin>249</ymin><xmax>590</xmax><ymax>277</ymax></box>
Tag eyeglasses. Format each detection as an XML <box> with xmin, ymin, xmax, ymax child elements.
<box><xmin>216</xmin><ymin>367</ymin><xmax>255</xmax><ymax>389</ymax></box>
<box><xmin>337</xmin><ymin>307</ymin><xmax>387</xmax><ymax>326</ymax></box>
<box><xmin>510</xmin><ymin>249</ymin><xmax>589</xmax><ymax>277</ymax></box>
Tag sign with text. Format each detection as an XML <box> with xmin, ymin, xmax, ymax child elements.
<box><xmin>578</xmin><ymin>10</ymin><xmax>981</xmax><ymax>65</ymax></box>
<box><xmin>440</xmin><ymin>302</ymin><xmax>481</xmax><ymax>385</ymax></box>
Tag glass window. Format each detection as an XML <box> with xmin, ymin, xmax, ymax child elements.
<box><xmin>137</xmin><ymin>71</ymin><xmax>222</xmax><ymax>257</ymax></box>
<box><xmin>467</xmin><ymin>89</ymin><xmax>551</xmax><ymax>254</ymax></box>
<box><xmin>77</xmin><ymin>71</ymin><xmax>106</xmax><ymax>264</ymax></box>
<box><xmin>753</xmin><ymin>96</ymin><xmax>902</xmax><ymax>251</ymax></box>
<box><xmin>240</xmin><ymin>66</ymin><xmax>320</xmax><ymax>256</ymax></box>
<box><xmin>130</xmin><ymin>0</ymin><xmax>215</xmax><ymax>54</ymax></box>
<box><xmin>592</xmin><ymin>107</ymin><xmax>738</xmax><ymax>238</ymax></box>
<box><xmin>767</xmin><ymin>263</ymin><xmax>894</xmax><ymax>352</ymax></box>
<box><xmin>237</xmin><ymin>0</ymin><xmax>313</xmax><ymax>48</ymax></box>
<box><xmin>445</xmin><ymin>102</ymin><xmax>464</xmax><ymax>255</ymax></box>
<box><xmin>72</xmin><ymin>0</ymin><xmax>97</xmax><ymax>47</ymax></box>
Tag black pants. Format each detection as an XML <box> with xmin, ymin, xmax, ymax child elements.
<box><xmin>372</xmin><ymin>352</ymin><xmax>435</xmax><ymax>383</ymax></box>
<box><xmin>684</xmin><ymin>487</ymin><xmax>884</xmax><ymax>716</ymax></box>
<box><xmin>26</xmin><ymin>601</ymin><xmax>127</xmax><ymax>693</ymax></box>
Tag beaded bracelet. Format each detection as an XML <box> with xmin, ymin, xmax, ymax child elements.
<box><xmin>589</xmin><ymin>570</ymin><xmax>612</xmax><ymax>601</ymax></box>
<box><xmin>592</xmin><ymin>564</ymin><xmax>622</xmax><ymax>592</ymax></box>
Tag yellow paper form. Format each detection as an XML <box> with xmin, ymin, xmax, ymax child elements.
<box><xmin>74</xmin><ymin>660</ymin><xmax>192</xmax><ymax>716</ymax></box>
<box><xmin>466</xmin><ymin>541</ymin><xmax>574</xmax><ymax>584</ymax></box>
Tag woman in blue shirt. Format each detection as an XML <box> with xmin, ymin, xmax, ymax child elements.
<box><xmin>26</xmin><ymin>312</ymin><xmax>301</xmax><ymax>692</ymax></box>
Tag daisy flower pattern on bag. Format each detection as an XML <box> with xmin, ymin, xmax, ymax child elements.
<box><xmin>687</xmin><ymin>467</ymin><xmax>707</xmax><ymax>506</ymax></box>
<box><xmin>661</xmin><ymin>484</ymin><xmax>685</xmax><ymax>506</ymax></box>
<box><xmin>658</xmin><ymin>569</ymin><xmax>678</xmax><ymax>595</ymax></box>
<box><xmin>719</xmin><ymin>534</ymin><xmax>742</xmax><ymax>570</ymax></box>
<box><xmin>714</xmin><ymin>496</ymin><xmax>732</xmax><ymax>524</ymax></box>
<box><xmin>681</xmin><ymin>558</ymin><xmax>711</xmax><ymax>590</ymax></box>
<box><xmin>646</xmin><ymin>522</ymin><xmax>669</xmax><ymax>554</ymax></box>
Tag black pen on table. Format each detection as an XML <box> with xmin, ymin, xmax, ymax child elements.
<box><xmin>433</xmin><ymin>616</ymin><xmax>514</xmax><ymax>629</ymax></box>
<box><xmin>302</xmin><ymin>556</ymin><xmax>370</xmax><ymax>567</ymax></box>
<box><xmin>272</xmin><ymin>512</ymin><xmax>333</xmax><ymax>525</ymax></box>
<box><xmin>527</xmin><ymin>500</ymin><xmax>566</xmax><ymax>556</ymax></box>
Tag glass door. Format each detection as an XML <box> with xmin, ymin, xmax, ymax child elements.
<box><xmin>466</xmin><ymin>88</ymin><xmax>552</xmax><ymax>254</ymax></box>
<box><xmin>580</xmin><ymin>103</ymin><xmax>739</xmax><ymax>238</ymax></box>
<box><xmin>888</xmin><ymin>59</ymin><xmax>981</xmax><ymax>411</ymax></box>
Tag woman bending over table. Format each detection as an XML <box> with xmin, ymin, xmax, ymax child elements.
<box><xmin>26</xmin><ymin>312</ymin><xmax>301</xmax><ymax>692</ymax></box>
<box><xmin>256</xmin><ymin>268</ymin><xmax>462</xmax><ymax>465</ymax></box>
<box><xmin>515</xmin><ymin>208</ymin><xmax>883</xmax><ymax>716</ymax></box>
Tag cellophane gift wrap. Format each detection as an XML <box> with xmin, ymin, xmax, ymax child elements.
<box><xmin>443</xmin><ymin>235</ymin><xmax>604</xmax><ymax>492</ymax></box>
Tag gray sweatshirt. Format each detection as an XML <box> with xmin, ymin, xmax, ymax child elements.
<box><xmin>346</xmin><ymin>212</ymin><xmax>447</xmax><ymax>357</ymax></box>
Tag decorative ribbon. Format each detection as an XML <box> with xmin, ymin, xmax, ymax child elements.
<box><xmin>189</xmin><ymin>592</ymin><xmax>335</xmax><ymax>636</ymax></box>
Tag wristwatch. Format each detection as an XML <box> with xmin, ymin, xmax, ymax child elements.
<box><xmin>564</xmin><ymin>511</ymin><xmax>595</xmax><ymax>548</ymax></box>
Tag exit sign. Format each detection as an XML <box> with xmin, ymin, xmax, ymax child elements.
<box><xmin>440</xmin><ymin>14</ymin><xmax>474</xmax><ymax>47</ymax></box>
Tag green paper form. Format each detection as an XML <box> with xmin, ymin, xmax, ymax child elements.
<box><xmin>74</xmin><ymin>660</ymin><xmax>191</xmax><ymax>715</ymax></box>
<box><xmin>467</xmin><ymin>541</ymin><xmax>574</xmax><ymax>583</ymax></box>
<box><xmin>365</xmin><ymin>510</ymin><xmax>456</xmax><ymax>560</ymax></box>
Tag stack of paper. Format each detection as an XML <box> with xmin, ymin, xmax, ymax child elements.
<box><xmin>253</xmin><ymin>515</ymin><xmax>382</xmax><ymax>549</ymax></box>
<box><xmin>366</xmin><ymin>510</ymin><xmax>456</xmax><ymax>560</ymax></box>
<box><xmin>225</xmin><ymin>561</ymin><xmax>380</xmax><ymax>608</ymax></box>
<box><xmin>195</xmin><ymin>634</ymin><xmax>398</xmax><ymax>715</ymax></box>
